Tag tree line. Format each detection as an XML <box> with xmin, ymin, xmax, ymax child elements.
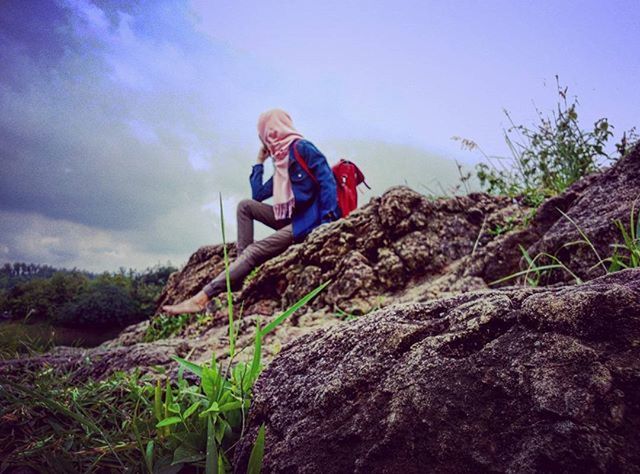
<box><xmin>0</xmin><ymin>263</ymin><xmax>177</xmax><ymax>328</ymax></box>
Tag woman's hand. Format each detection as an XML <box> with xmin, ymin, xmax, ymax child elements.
<box><xmin>257</xmin><ymin>145</ymin><xmax>269</xmax><ymax>164</ymax></box>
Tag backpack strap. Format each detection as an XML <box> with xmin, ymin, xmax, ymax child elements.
<box><xmin>291</xmin><ymin>139</ymin><xmax>319</xmax><ymax>185</ymax></box>
<box><xmin>351</xmin><ymin>161</ymin><xmax>371</xmax><ymax>189</ymax></box>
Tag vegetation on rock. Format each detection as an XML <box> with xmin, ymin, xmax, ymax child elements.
<box><xmin>456</xmin><ymin>77</ymin><xmax>636</xmax><ymax>207</ymax></box>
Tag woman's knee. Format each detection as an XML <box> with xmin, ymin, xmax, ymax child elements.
<box><xmin>237</xmin><ymin>198</ymin><xmax>254</xmax><ymax>216</ymax></box>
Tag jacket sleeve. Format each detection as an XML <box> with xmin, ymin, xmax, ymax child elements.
<box><xmin>250</xmin><ymin>164</ymin><xmax>273</xmax><ymax>201</ymax></box>
<box><xmin>300</xmin><ymin>141</ymin><xmax>339</xmax><ymax>223</ymax></box>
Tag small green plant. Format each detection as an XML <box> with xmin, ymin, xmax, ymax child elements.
<box><xmin>455</xmin><ymin>76</ymin><xmax>617</xmax><ymax>207</ymax></box>
<box><xmin>153</xmin><ymin>277</ymin><xmax>328</xmax><ymax>472</ymax></box>
<box><xmin>244</xmin><ymin>266</ymin><xmax>261</xmax><ymax>286</ymax></box>
<box><xmin>492</xmin><ymin>202</ymin><xmax>640</xmax><ymax>287</ymax></box>
<box><xmin>615</xmin><ymin>126</ymin><xmax>640</xmax><ymax>157</ymax></box>
<box><xmin>148</xmin><ymin>193</ymin><xmax>330</xmax><ymax>472</ymax></box>
<box><xmin>488</xmin><ymin>215</ymin><xmax>519</xmax><ymax>237</ymax></box>
<box><xmin>144</xmin><ymin>312</ymin><xmax>194</xmax><ymax>342</ymax></box>
<box><xmin>333</xmin><ymin>306</ymin><xmax>358</xmax><ymax>322</ymax></box>
<box><xmin>603</xmin><ymin>200</ymin><xmax>640</xmax><ymax>271</ymax></box>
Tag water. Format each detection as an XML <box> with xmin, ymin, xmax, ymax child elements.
<box><xmin>0</xmin><ymin>320</ymin><xmax>123</xmax><ymax>358</ymax></box>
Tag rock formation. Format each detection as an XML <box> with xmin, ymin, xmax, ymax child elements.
<box><xmin>465</xmin><ymin>146</ymin><xmax>640</xmax><ymax>285</ymax></box>
<box><xmin>161</xmin><ymin>189</ymin><xmax>524</xmax><ymax>314</ymax></box>
<box><xmin>234</xmin><ymin>269</ymin><xmax>640</xmax><ymax>472</ymax></box>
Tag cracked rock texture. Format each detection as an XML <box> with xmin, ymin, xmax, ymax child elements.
<box><xmin>234</xmin><ymin>269</ymin><xmax>640</xmax><ymax>473</ymax></box>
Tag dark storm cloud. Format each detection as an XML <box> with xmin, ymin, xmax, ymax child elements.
<box><xmin>0</xmin><ymin>0</ymin><xmax>275</xmax><ymax>270</ymax></box>
<box><xmin>0</xmin><ymin>1</ymin><xmax>69</xmax><ymax>76</ymax></box>
<box><xmin>0</xmin><ymin>0</ymin><xmax>219</xmax><ymax>230</ymax></box>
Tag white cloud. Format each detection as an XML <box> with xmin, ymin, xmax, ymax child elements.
<box><xmin>126</xmin><ymin>119</ymin><xmax>159</xmax><ymax>145</ymax></box>
<box><xmin>187</xmin><ymin>146</ymin><xmax>212</xmax><ymax>171</ymax></box>
<box><xmin>202</xmin><ymin>194</ymin><xmax>240</xmax><ymax>238</ymax></box>
<box><xmin>63</xmin><ymin>0</ymin><xmax>110</xmax><ymax>36</ymax></box>
<box><xmin>0</xmin><ymin>210</ymin><xmax>184</xmax><ymax>272</ymax></box>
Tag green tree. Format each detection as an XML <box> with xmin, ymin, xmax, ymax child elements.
<box><xmin>56</xmin><ymin>280</ymin><xmax>137</xmax><ymax>327</ymax></box>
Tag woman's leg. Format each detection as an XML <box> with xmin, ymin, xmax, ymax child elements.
<box><xmin>236</xmin><ymin>199</ymin><xmax>290</xmax><ymax>254</ymax></box>
<box><xmin>162</xmin><ymin>223</ymin><xmax>294</xmax><ymax>314</ymax></box>
<box><xmin>202</xmin><ymin>223</ymin><xmax>293</xmax><ymax>297</ymax></box>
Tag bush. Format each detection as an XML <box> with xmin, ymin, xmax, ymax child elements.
<box><xmin>460</xmin><ymin>77</ymin><xmax>618</xmax><ymax>207</ymax></box>
<box><xmin>56</xmin><ymin>280</ymin><xmax>138</xmax><ymax>327</ymax></box>
<box><xmin>0</xmin><ymin>271</ymin><xmax>89</xmax><ymax>321</ymax></box>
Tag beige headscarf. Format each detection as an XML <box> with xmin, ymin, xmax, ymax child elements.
<box><xmin>257</xmin><ymin>109</ymin><xmax>304</xmax><ymax>220</ymax></box>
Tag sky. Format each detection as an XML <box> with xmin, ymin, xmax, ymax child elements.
<box><xmin>0</xmin><ymin>0</ymin><xmax>638</xmax><ymax>272</ymax></box>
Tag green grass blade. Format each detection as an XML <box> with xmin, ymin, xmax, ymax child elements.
<box><xmin>261</xmin><ymin>280</ymin><xmax>330</xmax><ymax>337</ymax></box>
<box><xmin>171</xmin><ymin>355</ymin><xmax>204</xmax><ymax>378</ymax></box>
<box><xmin>517</xmin><ymin>244</ymin><xmax>540</xmax><ymax>283</ymax></box>
<box><xmin>183</xmin><ymin>401</ymin><xmax>200</xmax><ymax>420</ymax></box>
<box><xmin>156</xmin><ymin>416</ymin><xmax>182</xmax><ymax>428</ymax></box>
<box><xmin>247</xmin><ymin>424</ymin><xmax>266</xmax><ymax>474</ymax></box>
<box><xmin>145</xmin><ymin>440</ymin><xmax>154</xmax><ymax>474</ymax></box>
<box><xmin>557</xmin><ymin>208</ymin><xmax>607</xmax><ymax>274</ymax></box>
<box><xmin>154</xmin><ymin>380</ymin><xmax>163</xmax><ymax>422</ymax></box>
<box><xmin>202</xmin><ymin>366</ymin><xmax>219</xmax><ymax>401</ymax></box>
<box><xmin>206</xmin><ymin>416</ymin><xmax>218</xmax><ymax>474</ymax></box>
<box><xmin>490</xmin><ymin>264</ymin><xmax>565</xmax><ymax>286</ymax></box>
<box><xmin>538</xmin><ymin>252</ymin><xmax>583</xmax><ymax>284</ymax></box>
<box><xmin>616</xmin><ymin>219</ymin><xmax>635</xmax><ymax>251</ymax></box>
<box><xmin>631</xmin><ymin>199</ymin><xmax>638</xmax><ymax>241</ymax></box>
<box><xmin>218</xmin><ymin>400</ymin><xmax>243</xmax><ymax>412</ymax></box>
<box><xmin>217</xmin><ymin>454</ymin><xmax>225</xmax><ymax>473</ymax></box>
<box><xmin>219</xmin><ymin>192</ymin><xmax>235</xmax><ymax>359</ymax></box>
<box><xmin>248</xmin><ymin>318</ymin><xmax>262</xmax><ymax>388</ymax></box>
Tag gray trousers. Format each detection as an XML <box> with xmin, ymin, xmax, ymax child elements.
<box><xmin>202</xmin><ymin>199</ymin><xmax>294</xmax><ymax>298</ymax></box>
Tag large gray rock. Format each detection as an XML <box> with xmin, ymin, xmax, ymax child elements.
<box><xmin>235</xmin><ymin>269</ymin><xmax>640</xmax><ymax>473</ymax></box>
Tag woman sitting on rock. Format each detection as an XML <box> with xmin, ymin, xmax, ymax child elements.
<box><xmin>162</xmin><ymin>108</ymin><xmax>340</xmax><ymax>314</ymax></box>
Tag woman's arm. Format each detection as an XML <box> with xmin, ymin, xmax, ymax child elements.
<box><xmin>299</xmin><ymin>140</ymin><xmax>339</xmax><ymax>222</ymax></box>
<box><xmin>250</xmin><ymin>164</ymin><xmax>273</xmax><ymax>201</ymax></box>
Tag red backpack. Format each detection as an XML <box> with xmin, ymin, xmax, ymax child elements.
<box><xmin>292</xmin><ymin>142</ymin><xmax>370</xmax><ymax>218</ymax></box>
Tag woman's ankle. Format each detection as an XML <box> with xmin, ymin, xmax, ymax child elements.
<box><xmin>194</xmin><ymin>291</ymin><xmax>210</xmax><ymax>309</ymax></box>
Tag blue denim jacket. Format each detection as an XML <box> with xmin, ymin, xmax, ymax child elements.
<box><xmin>250</xmin><ymin>139</ymin><xmax>341</xmax><ymax>242</ymax></box>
